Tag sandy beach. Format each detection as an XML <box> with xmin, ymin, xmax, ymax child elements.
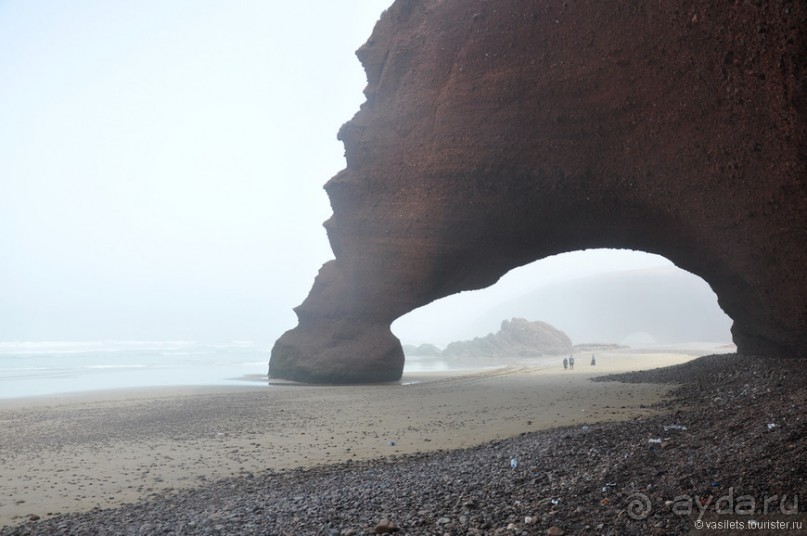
<box><xmin>0</xmin><ymin>349</ymin><xmax>708</xmax><ymax>527</ymax></box>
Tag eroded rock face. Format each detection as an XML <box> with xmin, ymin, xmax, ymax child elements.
<box><xmin>270</xmin><ymin>0</ymin><xmax>806</xmax><ymax>383</ymax></box>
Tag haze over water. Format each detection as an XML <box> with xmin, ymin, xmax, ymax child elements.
<box><xmin>0</xmin><ymin>340</ymin><xmax>514</xmax><ymax>399</ymax></box>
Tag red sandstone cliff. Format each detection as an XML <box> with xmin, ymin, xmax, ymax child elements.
<box><xmin>270</xmin><ymin>0</ymin><xmax>806</xmax><ymax>383</ymax></box>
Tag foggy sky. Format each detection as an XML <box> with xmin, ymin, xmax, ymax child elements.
<box><xmin>0</xmin><ymin>2</ymin><xmax>725</xmax><ymax>345</ymax></box>
<box><xmin>394</xmin><ymin>260</ymin><xmax>732</xmax><ymax>347</ymax></box>
<box><xmin>0</xmin><ymin>1</ymin><xmax>389</xmax><ymax>343</ymax></box>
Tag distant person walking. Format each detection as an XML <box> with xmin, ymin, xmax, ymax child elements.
<box><xmin>591</xmin><ymin>354</ymin><xmax>596</xmax><ymax>366</ymax></box>
<box><xmin>562</xmin><ymin>357</ymin><xmax>568</xmax><ymax>370</ymax></box>
<box><xmin>569</xmin><ymin>355</ymin><xmax>575</xmax><ymax>370</ymax></box>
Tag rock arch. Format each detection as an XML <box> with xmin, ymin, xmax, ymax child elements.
<box><xmin>269</xmin><ymin>0</ymin><xmax>806</xmax><ymax>383</ymax></box>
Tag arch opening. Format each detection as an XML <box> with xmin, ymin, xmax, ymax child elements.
<box><xmin>392</xmin><ymin>249</ymin><xmax>734</xmax><ymax>358</ymax></box>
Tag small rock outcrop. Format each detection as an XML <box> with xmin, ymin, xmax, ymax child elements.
<box><xmin>270</xmin><ymin>0</ymin><xmax>807</xmax><ymax>383</ymax></box>
<box><xmin>442</xmin><ymin>318</ymin><xmax>572</xmax><ymax>358</ymax></box>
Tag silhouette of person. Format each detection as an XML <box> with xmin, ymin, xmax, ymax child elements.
<box><xmin>569</xmin><ymin>355</ymin><xmax>575</xmax><ymax>370</ymax></box>
<box><xmin>591</xmin><ymin>354</ymin><xmax>596</xmax><ymax>366</ymax></box>
<box><xmin>562</xmin><ymin>357</ymin><xmax>568</xmax><ymax>370</ymax></box>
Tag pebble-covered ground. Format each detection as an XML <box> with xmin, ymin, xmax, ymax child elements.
<box><xmin>2</xmin><ymin>353</ymin><xmax>805</xmax><ymax>535</ymax></box>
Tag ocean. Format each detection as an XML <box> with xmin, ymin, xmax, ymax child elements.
<box><xmin>0</xmin><ymin>341</ymin><xmax>486</xmax><ymax>399</ymax></box>
<box><xmin>0</xmin><ymin>340</ymin><xmax>275</xmax><ymax>399</ymax></box>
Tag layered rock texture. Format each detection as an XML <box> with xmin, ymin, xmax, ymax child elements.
<box><xmin>270</xmin><ymin>0</ymin><xmax>806</xmax><ymax>383</ymax></box>
<box><xmin>441</xmin><ymin>318</ymin><xmax>572</xmax><ymax>358</ymax></box>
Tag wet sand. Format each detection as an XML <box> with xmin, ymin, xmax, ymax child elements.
<box><xmin>0</xmin><ymin>350</ymin><xmax>706</xmax><ymax>526</ymax></box>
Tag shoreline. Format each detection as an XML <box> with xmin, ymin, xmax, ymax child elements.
<box><xmin>2</xmin><ymin>352</ymin><xmax>803</xmax><ymax>535</ymax></box>
<box><xmin>0</xmin><ymin>350</ymin><xmax>708</xmax><ymax>527</ymax></box>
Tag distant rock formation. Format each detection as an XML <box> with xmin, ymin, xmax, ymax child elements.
<box><xmin>269</xmin><ymin>0</ymin><xmax>807</xmax><ymax>383</ymax></box>
<box><xmin>440</xmin><ymin>318</ymin><xmax>572</xmax><ymax>358</ymax></box>
<box><xmin>401</xmin><ymin>343</ymin><xmax>442</xmax><ymax>357</ymax></box>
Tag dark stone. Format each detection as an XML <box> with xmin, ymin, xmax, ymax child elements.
<box><xmin>270</xmin><ymin>0</ymin><xmax>807</xmax><ymax>383</ymax></box>
<box><xmin>375</xmin><ymin>519</ymin><xmax>399</xmax><ymax>534</ymax></box>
